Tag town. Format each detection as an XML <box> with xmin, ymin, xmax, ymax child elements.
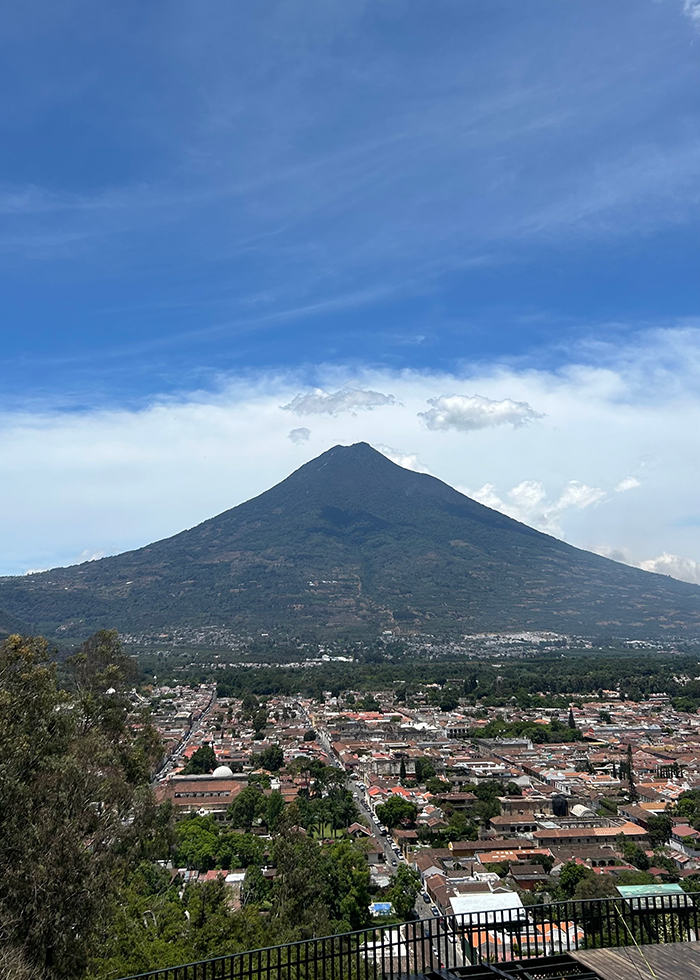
<box><xmin>148</xmin><ymin>669</ymin><xmax>700</xmax><ymax>949</ymax></box>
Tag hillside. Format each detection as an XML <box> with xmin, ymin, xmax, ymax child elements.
<box><xmin>0</xmin><ymin>606</ymin><xmax>28</xmax><ymax>639</ymax></box>
<box><xmin>1</xmin><ymin>442</ymin><xmax>699</xmax><ymax>640</ymax></box>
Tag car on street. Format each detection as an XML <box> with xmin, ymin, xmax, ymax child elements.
<box><xmin>391</xmin><ymin>859</ymin><xmax>397</xmax><ymax>866</ymax></box>
<box><xmin>430</xmin><ymin>906</ymin><xmax>439</xmax><ymax>917</ymax></box>
<box><xmin>422</xmin><ymin>893</ymin><xmax>430</xmax><ymax>903</ymax></box>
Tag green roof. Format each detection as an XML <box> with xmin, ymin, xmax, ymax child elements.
<box><xmin>617</xmin><ymin>884</ymin><xmax>684</xmax><ymax>897</ymax></box>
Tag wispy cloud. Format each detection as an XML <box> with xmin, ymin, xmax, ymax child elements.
<box><xmin>282</xmin><ymin>387</ymin><xmax>398</xmax><ymax>416</ymax></box>
<box><xmin>683</xmin><ymin>0</ymin><xmax>700</xmax><ymax>30</ymax></box>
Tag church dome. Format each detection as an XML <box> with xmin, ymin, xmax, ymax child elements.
<box><xmin>212</xmin><ymin>765</ymin><xmax>234</xmax><ymax>778</ymax></box>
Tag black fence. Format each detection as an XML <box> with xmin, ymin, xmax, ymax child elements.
<box><xmin>118</xmin><ymin>893</ymin><xmax>699</xmax><ymax>980</ymax></box>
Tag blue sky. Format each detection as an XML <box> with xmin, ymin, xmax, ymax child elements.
<box><xmin>1</xmin><ymin>0</ymin><xmax>700</xmax><ymax>583</ymax></box>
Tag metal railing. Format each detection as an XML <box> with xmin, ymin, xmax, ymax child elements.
<box><xmin>118</xmin><ymin>893</ymin><xmax>699</xmax><ymax>980</ymax></box>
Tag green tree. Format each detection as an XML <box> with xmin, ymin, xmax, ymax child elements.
<box><xmin>647</xmin><ymin>814</ymin><xmax>673</xmax><ymax>849</ymax></box>
<box><xmin>0</xmin><ymin>632</ymin><xmax>162</xmax><ymax>979</ymax></box>
<box><xmin>375</xmin><ymin>796</ymin><xmax>418</xmax><ymax>828</ymax></box>
<box><xmin>227</xmin><ymin>786</ymin><xmax>267</xmax><ymax>830</ymax></box>
<box><xmin>254</xmin><ymin>744</ymin><xmax>284</xmax><ymax>772</ymax></box>
<box><xmin>174</xmin><ymin>815</ymin><xmax>220</xmax><ymax>871</ymax></box>
<box><xmin>389</xmin><ymin>865</ymin><xmax>422</xmax><ymax>919</ymax></box>
<box><xmin>414</xmin><ymin>758</ymin><xmax>436</xmax><ymax>783</ymax></box>
<box><xmin>426</xmin><ymin>777</ymin><xmax>451</xmax><ymax>795</ymax></box>
<box><xmin>266</xmin><ymin>790</ymin><xmax>285</xmax><ymax>831</ymax></box>
<box><xmin>252</xmin><ymin>708</ymin><xmax>268</xmax><ymax>737</ymax></box>
<box><xmin>559</xmin><ymin>861</ymin><xmax>592</xmax><ymax>898</ymax></box>
<box><xmin>626</xmin><ymin>744</ymin><xmax>638</xmax><ymax>801</ymax></box>
<box><xmin>242</xmin><ymin>865</ymin><xmax>271</xmax><ymax>906</ymax></box>
<box><xmin>183</xmin><ymin>743</ymin><xmax>217</xmax><ymax>775</ymax></box>
<box><xmin>616</xmin><ymin>835</ymin><xmax>650</xmax><ymax>871</ymax></box>
<box><xmin>440</xmin><ymin>693</ymin><xmax>458</xmax><ymax>712</ymax></box>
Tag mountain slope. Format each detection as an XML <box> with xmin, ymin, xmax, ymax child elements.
<box><xmin>0</xmin><ymin>605</ymin><xmax>30</xmax><ymax>639</ymax></box>
<box><xmin>1</xmin><ymin>442</ymin><xmax>699</xmax><ymax>640</ymax></box>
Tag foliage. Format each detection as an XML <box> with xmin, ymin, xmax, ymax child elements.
<box><xmin>558</xmin><ymin>861</ymin><xmax>591</xmax><ymax>898</ymax></box>
<box><xmin>426</xmin><ymin>777</ymin><xmax>451</xmax><ymax>795</ymax></box>
<box><xmin>253</xmin><ymin>744</ymin><xmax>284</xmax><ymax>772</ymax></box>
<box><xmin>0</xmin><ymin>631</ymin><xmax>162</xmax><ymax>979</ymax></box>
<box><xmin>616</xmin><ymin>835</ymin><xmax>650</xmax><ymax>871</ymax></box>
<box><xmin>414</xmin><ymin>757</ymin><xmax>436</xmax><ymax>783</ymax></box>
<box><xmin>388</xmin><ymin>865</ymin><xmax>422</xmax><ymax>919</ymax></box>
<box><xmin>182</xmin><ymin>743</ymin><xmax>217</xmax><ymax>775</ymax></box>
<box><xmin>375</xmin><ymin>796</ymin><xmax>418</xmax><ymax>828</ymax></box>
<box><xmin>647</xmin><ymin>814</ymin><xmax>673</xmax><ymax>849</ymax></box>
<box><xmin>269</xmin><ymin>834</ymin><xmax>371</xmax><ymax>935</ymax></box>
<box><xmin>227</xmin><ymin>786</ymin><xmax>268</xmax><ymax>830</ymax></box>
<box><xmin>673</xmin><ymin>789</ymin><xmax>700</xmax><ymax>830</ymax></box>
<box><xmin>469</xmin><ymin>718</ymin><xmax>583</xmax><ymax>743</ymax></box>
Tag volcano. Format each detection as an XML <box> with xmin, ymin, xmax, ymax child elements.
<box><xmin>1</xmin><ymin>442</ymin><xmax>699</xmax><ymax>640</ymax></box>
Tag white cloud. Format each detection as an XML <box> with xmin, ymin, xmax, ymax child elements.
<box><xmin>375</xmin><ymin>445</ymin><xmax>431</xmax><ymax>474</ymax></box>
<box><xmin>419</xmin><ymin>394</ymin><xmax>543</xmax><ymax>433</ymax></box>
<box><xmin>288</xmin><ymin>427</ymin><xmax>311</xmax><ymax>444</ymax></box>
<box><xmin>683</xmin><ymin>0</ymin><xmax>700</xmax><ymax>30</ymax></box>
<box><xmin>639</xmin><ymin>552</ymin><xmax>700</xmax><ymax>585</ymax></box>
<box><xmin>615</xmin><ymin>476</ymin><xmax>641</xmax><ymax>493</ymax></box>
<box><xmin>282</xmin><ymin>387</ymin><xmax>398</xmax><ymax>416</ymax></box>
<box><xmin>468</xmin><ymin>479</ymin><xmax>606</xmax><ymax>538</ymax></box>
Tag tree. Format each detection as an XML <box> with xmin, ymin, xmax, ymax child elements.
<box><xmin>440</xmin><ymin>693</ymin><xmax>458</xmax><ymax>712</ymax></box>
<box><xmin>568</xmin><ymin>706</ymin><xmax>576</xmax><ymax>730</ymax></box>
<box><xmin>266</xmin><ymin>790</ymin><xmax>285</xmax><ymax>831</ymax></box>
<box><xmin>303</xmin><ymin>729</ymin><xmax>317</xmax><ymax>741</ymax></box>
<box><xmin>559</xmin><ymin>861</ymin><xmax>592</xmax><ymax>898</ymax></box>
<box><xmin>389</xmin><ymin>865</ymin><xmax>422</xmax><ymax>919</ymax></box>
<box><xmin>399</xmin><ymin>757</ymin><xmax>407</xmax><ymax>782</ymax></box>
<box><xmin>254</xmin><ymin>744</ymin><xmax>284</xmax><ymax>772</ymax></box>
<box><xmin>626</xmin><ymin>744</ymin><xmax>638</xmax><ymax>801</ymax></box>
<box><xmin>617</xmin><ymin>835</ymin><xmax>650</xmax><ymax>871</ymax></box>
<box><xmin>426</xmin><ymin>777</ymin><xmax>451</xmax><ymax>795</ymax></box>
<box><xmin>175</xmin><ymin>816</ymin><xmax>220</xmax><ymax>871</ymax></box>
<box><xmin>227</xmin><ymin>786</ymin><xmax>267</xmax><ymax>830</ymax></box>
<box><xmin>252</xmin><ymin>708</ymin><xmax>268</xmax><ymax>737</ymax></box>
<box><xmin>0</xmin><ymin>632</ymin><xmax>162</xmax><ymax>979</ymax></box>
<box><xmin>375</xmin><ymin>796</ymin><xmax>418</xmax><ymax>828</ymax></box>
<box><xmin>241</xmin><ymin>865</ymin><xmax>271</xmax><ymax>906</ymax></box>
<box><xmin>183</xmin><ymin>743</ymin><xmax>217</xmax><ymax>775</ymax></box>
<box><xmin>647</xmin><ymin>814</ymin><xmax>673</xmax><ymax>850</ymax></box>
<box><xmin>414</xmin><ymin>757</ymin><xmax>436</xmax><ymax>783</ymax></box>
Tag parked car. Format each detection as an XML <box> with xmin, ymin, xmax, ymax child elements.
<box><xmin>422</xmin><ymin>893</ymin><xmax>430</xmax><ymax>903</ymax></box>
<box><xmin>431</xmin><ymin>906</ymin><xmax>440</xmax><ymax>916</ymax></box>
<box><xmin>391</xmin><ymin>859</ymin><xmax>397</xmax><ymax>866</ymax></box>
